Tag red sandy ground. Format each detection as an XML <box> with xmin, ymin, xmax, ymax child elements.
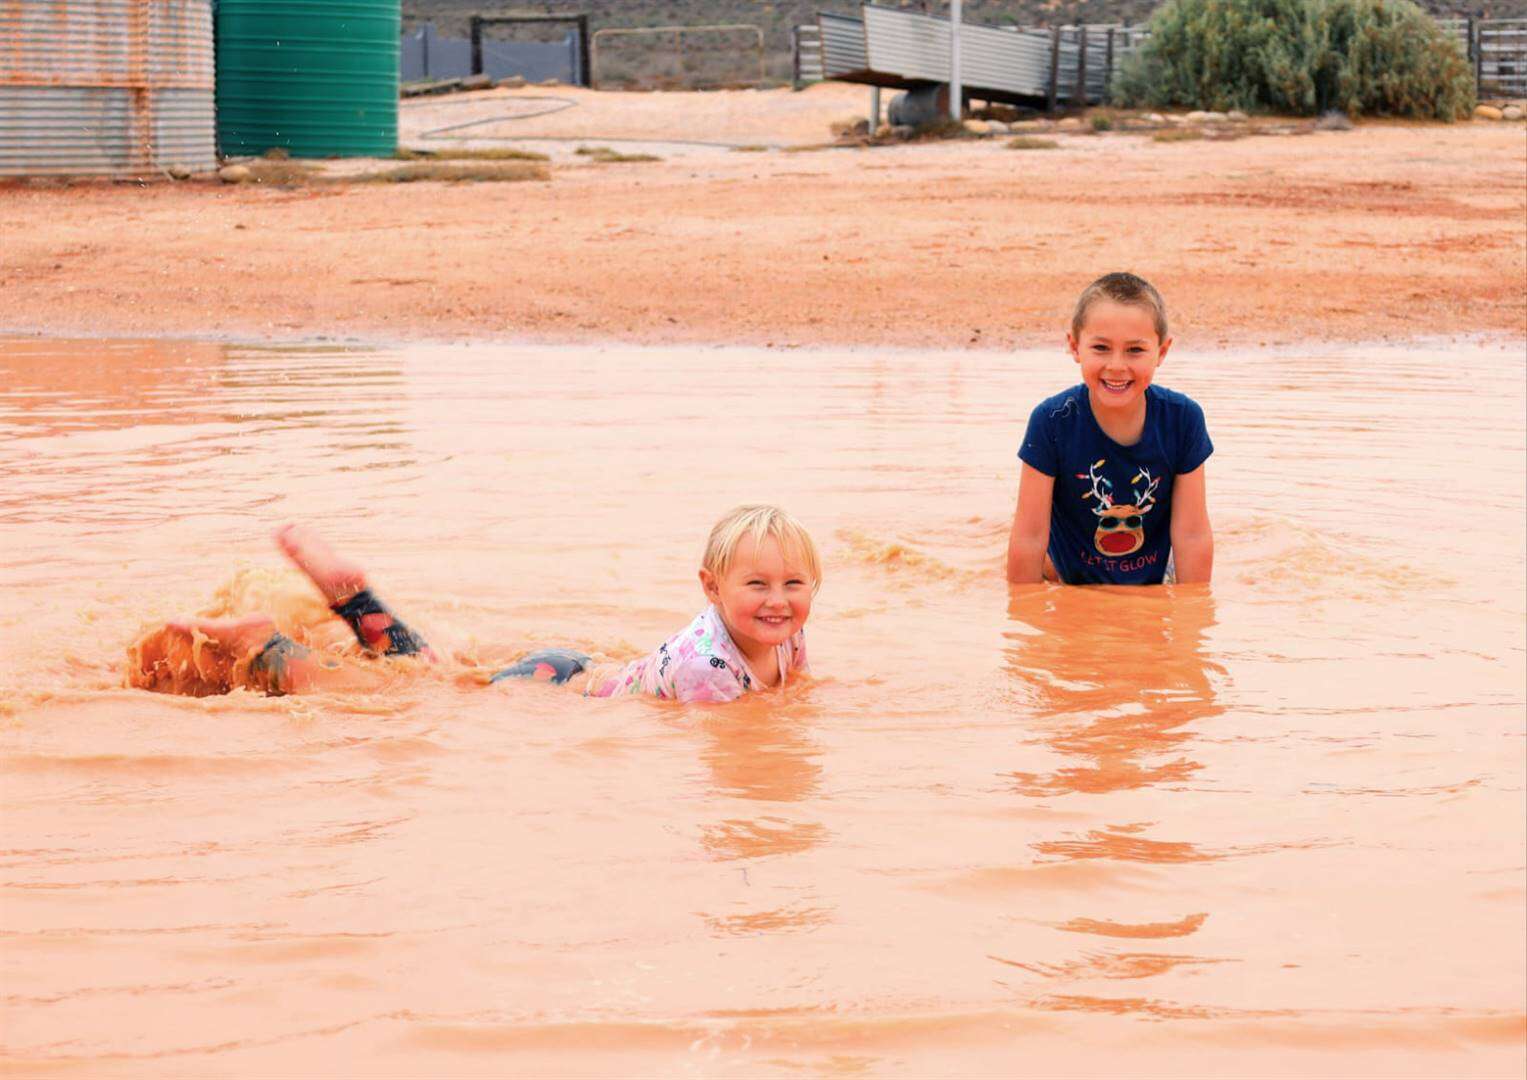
<box><xmin>1</xmin><ymin>119</ymin><xmax>1523</xmax><ymax>348</ymax></box>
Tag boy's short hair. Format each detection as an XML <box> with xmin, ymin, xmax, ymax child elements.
<box><xmin>703</xmin><ymin>505</ymin><xmax>822</xmax><ymax>593</ymax></box>
<box><xmin>1072</xmin><ymin>272</ymin><xmax>1169</xmax><ymax>342</ymax></box>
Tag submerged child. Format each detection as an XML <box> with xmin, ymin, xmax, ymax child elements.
<box><xmin>132</xmin><ymin>505</ymin><xmax>817</xmax><ymax>704</ymax></box>
<box><xmin>1006</xmin><ymin>272</ymin><xmax>1214</xmax><ymax>585</ymax></box>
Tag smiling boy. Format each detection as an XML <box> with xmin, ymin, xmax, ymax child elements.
<box><xmin>1006</xmin><ymin>272</ymin><xmax>1215</xmax><ymax>586</ymax></box>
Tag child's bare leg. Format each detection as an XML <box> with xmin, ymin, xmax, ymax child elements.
<box><xmin>274</xmin><ymin>524</ymin><xmax>434</xmax><ymax>660</ymax></box>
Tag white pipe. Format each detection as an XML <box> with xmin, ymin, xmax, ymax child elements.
<box><xmin>949</xmin><ymin>0</ymin><xmax>963</xmax><ymax>121</ymax></box>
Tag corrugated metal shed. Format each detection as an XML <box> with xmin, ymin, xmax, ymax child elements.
<box><xmin>0</xmin><ymin>0</ymin><xmax>216</xmax><ymax>177</ymax></box>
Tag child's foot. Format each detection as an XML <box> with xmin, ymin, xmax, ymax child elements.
<box><xmin>273</xmin><ymin>524</ymin><xmax>368</xmax><ymax>606</ymax></box>
<box><xmin>167</xmin><ymin>613</ymin><xmax>279</xmax><ymax>659</ymax></box>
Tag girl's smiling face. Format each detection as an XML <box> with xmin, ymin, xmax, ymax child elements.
<box><xmin>1068</xmin><ymin>298</ymin><xmax>1173</xmax><ymax>416</ymax></box>
<box><xmin>699</xmin><ymin>533</ymin><xmax>813</xmax><ymax>665</ymax></box>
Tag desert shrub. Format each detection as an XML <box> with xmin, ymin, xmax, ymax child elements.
<box><xmin>1114</xmin><ymin>0</ymin><xmax>1474</xmax><ymax>119</ymax></box>
<box><xmin>1320</xmin><ymin>0</ymin><xmax>1475</xmax><ymax>118</ymax></box>
<box><xmin>1007</xmin><ymin>136</ymin><xmax>1061</xmax><ymax>149</ymax></box>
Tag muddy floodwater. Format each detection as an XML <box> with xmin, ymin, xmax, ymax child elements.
<box><xmin>2</xmin><ymin>336</ymin><xmax>1523</xmax><ymax>1078</ymax></box>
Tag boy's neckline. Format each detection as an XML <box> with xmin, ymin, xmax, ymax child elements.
<box><xmin>1081</xmin><ymin>383</ymin><xmax>1153</xmax><ymax>448</ymax></box>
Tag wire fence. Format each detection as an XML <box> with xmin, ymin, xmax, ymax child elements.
<box><xmin>590</xmin><ymin>25</ymin><xmax>765</xmax><ymax>91</ymax></box>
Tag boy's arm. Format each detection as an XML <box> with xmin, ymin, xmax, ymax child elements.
<box><xmin>1169</xmin><ymin>465</ymin><xmax>1213</xmax><ymax>583</ymax></box>
<box><xmin>1006</xmin><ymin>463</ymin><xmax>1054</xmax><ymax>583</ymax></box>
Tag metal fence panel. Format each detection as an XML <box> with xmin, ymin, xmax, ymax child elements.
<box><xmin>401</xmin><ymin>23</ymin><xmax>574</xmax><ymax>84</ymax></box>
<box><xmin>1479</xmin><ymin>19</ymin><xmax>1527</xmax><ymax>96</ymax></box>
<box><xmin>793</xmin><ymin>24</ymin><xmax>824</xmax><ymax>86</ymax></box>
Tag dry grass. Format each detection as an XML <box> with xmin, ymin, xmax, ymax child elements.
<box><xmin>395</xmin><ymin>147</ymin><xmax>549</xmax><ymax>162</ymax></box>
<box><xmin>363</xmin><ymin>162</ymin><xmax>550</xmax><ymax>183</ymax></box>
<box><xmin>1152</xmin><ymin>128</ymin><xmax>1206</xmax><ymax>142</ymax></box>
<box><xmin>225</xmin><ymin>160</ymin><xmax>548</xmax><ymax>186</ymax></box>
<box><xmin>242</xmin><ymin>160</ymin><xmax>323</xmax><ymax>185</ymax></box>
<box><xmin>1007</xmin><ymin>136</ymin><xmax>1060</xmax><ymax>150</ymax></box>
<box><xmin>575</xmin><ymin>146</ymin><xmax>662</xmax><ymax>163</ymax></box>
<box><xmin>731</xmin><ymin>144</ymin><xmax>770</xmax><ymax>152</ymax></box>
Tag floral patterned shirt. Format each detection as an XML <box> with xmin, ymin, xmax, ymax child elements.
<box><xmin>584</xmin><ymin>605</ymin><xmax>808</xmax><ymax>703</ymax></box>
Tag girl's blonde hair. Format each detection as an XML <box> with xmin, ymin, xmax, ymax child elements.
<box><xmin>702</xmin><ymin>505</ymin><xmax>822</xmax><ymax>593</ymax></box>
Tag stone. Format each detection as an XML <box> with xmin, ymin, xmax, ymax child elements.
<box><xmin>1186</xmin><ymin>109</ymin><xmax>1228</xmax><ymax>122</ymax></box>
<box><xmin>1009</xmin><ymin>119</ymin><xmax>1050</xmax><ymax>133</ymax></box>
<box><xmin>1227</xmin><ymin>109</ymin><xmax>1249</xmax><ymax>122</ymax></box>
<box><xmin>830</xmin><ymin>116</ymin><xmax>869</xmax><ymax>137</ymax></box>
<box><xmin>1474</xmin><ymin>104</ymin><xmax>1504</xmax><ymax>120</ymax></box>
<box><xmin>460</xmin><ymin>74</ymin><xmax>493</xmax><ymax>92</ymax></box>
<box><xmin>986</xmin><ymin>121</ymin><xmax>1009</xmax><ymax>135</ymax></box>
<box><xmin>165</xmin><ymin>164</ymin><xmax>192</xmax><ymax>180</ymax></box>
<box><xmin>1503</xmin><ymin>106</ymin><xmax>1524</xmax><ymax>120</ymax></box>
<box><xmin>962</xmin><ymin>119</ymin><xmax>992</xmax><ymax>135</ymax></box>
<box><xmin>1056</xmin><ymin>117</ymin><xmax>1083</xmax><ymax>131</ymax></box>
<box><xmin>891</xmin><ymin>124</ymin><xmax>914</xmax><ymax>139</ymax></box>
<box><xmin>497</xmin><ymin>75</ymin><xmax>527</xmax><ymax>89</ymax></box>
<box><xmin>218</xmin><ymin>164</ymin><xmax>251</xmax><ymax>183</ymax></box>
<box><xmin>875</xmin><ymin>123</ymin><xmax>895</xmax><ymax>139</ymax></box>
<box><xmin>539</xmin><ymin>77</ymin><xmax>561</xmax><ymax>87</ymax></box>
<box><xmin>1314</xmin><ymin>110</ymin><xmax>1354</xmax><ymax>131</ymax></box>
<box><xmin>1145</xmin><ymin>112</ymin><xmax>1167</xmax><ymax>124</ymax></box>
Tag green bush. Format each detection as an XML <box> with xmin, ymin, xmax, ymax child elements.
<box><xmin>1114</xmin><ymin>0</ymin><xmax>1475</xmax><ymax>120</ymax></box>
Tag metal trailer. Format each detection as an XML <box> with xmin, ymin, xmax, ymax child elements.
<box><xmin>0</xmin><ymin>0</ymin><xmax>216</xmax><ymax>178</ymax></box>
<box><xmin>817</xmin><ymin>5</ymin><xmax>1131</xmax><ymax>110</ymax></box>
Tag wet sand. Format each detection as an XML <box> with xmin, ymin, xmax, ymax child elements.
<box><xmin>0</xmin><ymin>101</ymin><xmax>1523</xmax><ymax>348</ymax></box>
<box><xmin>2</xmin><ymin>337</ymin><xmax>1523</xmax><ymax>1077</ymax></box>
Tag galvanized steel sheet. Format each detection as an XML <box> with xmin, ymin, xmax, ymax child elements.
<box><xmin>821</xmin><ymin>6</ymin><xmax>1115</xmax><ymax>104</ymax></box>
<box><xmin>818</xmin><ymin>11</ymin><xmax>868</xmax><ymax>80</ymax></box>
<box><xmin>0</xmin><ymin>0</ymin><xmax>215</xmax><ymax>177</ymax></box>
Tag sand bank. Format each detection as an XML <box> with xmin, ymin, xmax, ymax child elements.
<box><xmin>1</xmin><ymin>86</ymin><xmax>1522</xmax><ymax>348</ymax></box>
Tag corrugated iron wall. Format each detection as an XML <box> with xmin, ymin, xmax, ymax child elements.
<box><xmin>819</xmin><ymin>12</ymin><xmax>868</xmax><ymax>81</ymax></box>
<box><xmin>0</xmin><ymin>0</ymin><xmax>216</xmax><ymax>178</ymax></box>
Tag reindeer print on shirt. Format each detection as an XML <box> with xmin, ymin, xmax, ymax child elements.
<box><xmin>1077</xmin><ymin>459</ymin><xmax>1160</xmax><ymax>557</ymax></box>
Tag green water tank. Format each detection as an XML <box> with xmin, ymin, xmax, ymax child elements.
<box><xmin>216</xmin><ymin>0</ymin><xmax>399</xmax><ymax>158</ymax></box>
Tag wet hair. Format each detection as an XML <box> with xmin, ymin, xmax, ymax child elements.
<box><xmin>1071</xmin><ymin>272</ymin><xmax>1169</xmax><ymax>343</ymax></box>
<box><xmin>702</xmin><ymin>504</ymin><xmax>822</xmax><ymax>594</ymax></box>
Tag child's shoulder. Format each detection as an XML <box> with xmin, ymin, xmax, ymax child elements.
<box><xmin>1146</xmin><ymin>384</ymin><xmax>1210</xmax><ymax>426</ymax></box>
<box><xmin>1147</xmin><ymin>383</ymin><xmax>1205</xmax><ymax>409</ymax></box>
<box><xmin>1027</xmin><ymin>383</ymin><xmax>1089</xmax><ymax>424</ymax></box>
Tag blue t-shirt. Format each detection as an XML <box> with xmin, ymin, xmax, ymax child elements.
<box><xmin>1018</xmin><ymin>384</ymin><xmax>1213</xmax><ymax>585</ymax></box>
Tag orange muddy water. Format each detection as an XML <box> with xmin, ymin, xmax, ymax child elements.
<box><xmin>2</xmin><ymin>336</ymin><xmax>1523</xmax><ymax>1078</ymax></box>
